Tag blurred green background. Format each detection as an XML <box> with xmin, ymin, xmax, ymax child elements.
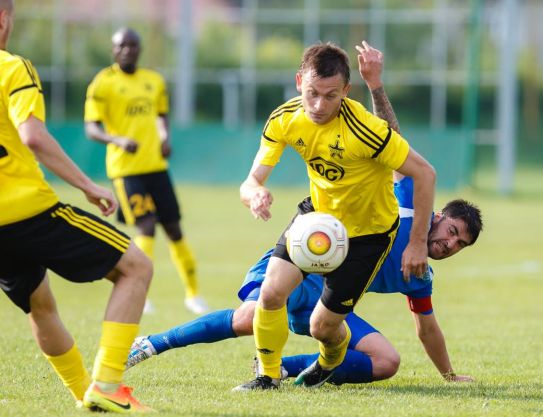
<box><xmin>8</xmin><ymin>0</ymin><xmax>543</xmax><ymax>192</ymax></box>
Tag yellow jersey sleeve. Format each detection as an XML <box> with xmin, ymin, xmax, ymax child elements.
<box><xmin>0</xmin><ymin>53</ymin><xmax>58</xmax><ymax>225</ymax></box>
<box><xmin>84</xmin><ymin>72</ymin><xmax>107</xmax><ymax>122</ymax></box>
<box><xmin>340</xmin><ymin>99</ymin><xmax>409</xmax><ymax>170</ymax></box>
<box><xmin>255</xmin><ymin>97</ymin><xmax>304</xmax><ymax>166</ymax></box>
<box><xmin>376</xmin><ymin>128</ymin><xmax>410</xmax><ymax>170</ymax></box>
<box><xmin>255</xmin><ymin>115</ymin><xmax>287</xmax><ymax>166</ymax></box>
<box><xmin>6</xmin><ymin>57</ymin><xmax>45</xmax><ymax>127</ymax></box>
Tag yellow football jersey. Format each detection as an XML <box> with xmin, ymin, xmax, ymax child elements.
<box><xmin>0</xmin><ymin>51</ymin><xmax>59</xmax><ymax>226</ymax></box>
<box><xmin>256</xmin><ymin>96</ymin><xmax>410</xmax><ymax>238</ymax></box>
<box><xmin>84</xmin><ymin>64</ymin><xmax>169</xmax><ymax>179</ymax></box>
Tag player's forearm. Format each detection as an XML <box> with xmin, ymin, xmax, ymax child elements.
<box><xmin>370</xmin><ymin>86</ymin><xmax>400</xmax><ymax>134</ymax></box>
<box><xmin>157</xmin><ymin>115</ymin><xmax>169</xmax><ymax>142</ymax></box>
<box><xmin>84</xmin><ymin>121</ymin><xmax>119</xmax><ymax>146</ymax></box>
<box><xmin>419</xmin><ymin>328</ymin><xmax>455</xmax><ymax>378</ymax></box>
<box><xmin>410</xmin><ymin>166</ymin><xmax>436</xmax><ymax>244</ymax></box>
<box><xmin>240</xmin><ymin>177</ymin><xmax>263</xmax><ymax>208</ymax></box>
<box><xmin>240</xmin><ymin>163</ymin><xmax>272</xmax><ymax>207</ymax></box>
<box><xmin>21</xmin><ymin>120</ymin><xmax>94</xmax><ymax>192</ymax></box>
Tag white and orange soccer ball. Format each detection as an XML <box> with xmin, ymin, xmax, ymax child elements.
<box><xmin>286</xmin><ymin>212</ymin><xmax>348</xmax><ymax>274</ymax></box>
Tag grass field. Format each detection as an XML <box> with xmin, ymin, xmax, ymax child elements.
<box><xmin>1</xmin><ymin>173</ymin><xmax>542</xmax><ymax>417</ymax></box>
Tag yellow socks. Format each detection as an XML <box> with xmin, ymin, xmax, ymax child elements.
<box><xmin>43</xmin><ymin>343</ymin><xmax>91</xmax><ymax>401</ymax></box>
<box><xmin>92</xmin><ymin>321</ymin><xmax>139</xmax><ymax>384</ymax></box>
<box><xmin>317</xmin><ymin>321</ymin><xmax>351</xmax><ymax>370</ymax></box>
<box><xmin>134</xmin><ymin>235</ymin><xmax>154</xmax><ymax>260</ymax></box>
<box><xmin>254</xmin><ymin>304</ymin><xmax>288</xmax><ymax>379</ymax></box>
<box><xmin>168</xmin><ymin>239</ymin><xmax>198</xmax><ymax>298</ymax></box>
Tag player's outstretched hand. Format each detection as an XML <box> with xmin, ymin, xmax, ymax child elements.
<box><xmin>83</xmin><ymin>183</ymin><xmax>118</xmax><ymax>216</ymax></box>
<box><xmin>356</xmin><ymin>40</ymin><xmax>384</xmax><ymax>90</ymax></box>
<box><xmin>401</xmin><ymin>241</ymin><xmax>428</xmax><ymax>282</ymax></box>
<box><xmin>250</xmin><ymin>187</ymin><xmax>273</xmax><ymax>221</ymax></box>
<box><xmin>444</xmin><ymin>373</ymin><xmax>475</xmax><ymax>382</ymax></box>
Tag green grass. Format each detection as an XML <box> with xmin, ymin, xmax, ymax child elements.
<box><xmin>1</xmin><ymin>177</ymin><xmax>542</xmax><ymax>417</ymax></box>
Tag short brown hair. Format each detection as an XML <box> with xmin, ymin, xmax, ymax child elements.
<box><xmin>299</xmin><ymin>42</ymin><xmax>350</xmax><ymax>85</ymax></box>
<box><xmin>441</xmin><ymin>199</ymin><xmax>483</xmax><ymax>245</ymax></box>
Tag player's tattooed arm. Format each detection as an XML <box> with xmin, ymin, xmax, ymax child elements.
<box><xmin>356</xmin><ymin>40</ymin><xmax>401</xmax><ymax>134</ymax></box>
<box><xmin>370</xmin><ymin>86</ymin><xmax>400</xmax><ymax>134</ymax></box>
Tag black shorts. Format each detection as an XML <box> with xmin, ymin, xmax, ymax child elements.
<box><xmin>112</xmin><ymin>171</ymin><xmax>181</xmax><ymax>225</ymax></box>
<box><xmin>0</xmin><ymin>203</ymin><xmax>130</xmax><ymax>313</ymax></box>
<box><xmin>272</xmin><ymin>197</ymin><xmax>398</xmax><ymax>314</ymax></box>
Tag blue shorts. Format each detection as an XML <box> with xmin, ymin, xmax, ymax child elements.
<box><xmin>240</xmin><ymin>271</ymin><xmax>379</xmax><ymax>349</ymax></box>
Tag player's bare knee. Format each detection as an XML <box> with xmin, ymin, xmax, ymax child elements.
<box><xmin>383</xmin><ymin>351</ymin><xmax>400</xmax><ymax>378</ymax></box>
<box><xmin>259</xmin><ymin>283</ymin><xmax>287</xmax><ymax>309</ymax></box>
<box><xmin>373</xmin><ymin>350</ymin><xmax>401</xmax><ymax>380</ymax></box>
<box><xmin>309</xmin><ymin>319</ymin><xmax>338</xmax><ymax>343</ymax></box>
<box><xmin>134</xmin><ymin>252</ymin><xmax>153</xmax><ymax>288</ymax></box>
<box><xmin>110</xmin><ymin>243</ymin><xmax>153</xmax><ymax>289</ymax></box>
<box><xmin>232</xmin><ymin>303</ymin><xmax>255</xmax><ymax>336</ymax></box>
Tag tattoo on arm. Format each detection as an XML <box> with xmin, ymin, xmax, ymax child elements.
<box><xmin>370</xmin><ymin>86</ymin><xmax>400</xmax><ymax>134</ymax></box>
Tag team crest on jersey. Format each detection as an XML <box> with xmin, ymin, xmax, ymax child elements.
<box><xmin>308</xmin><ymin>157</ymin><xmax>345</xmax><ymax>181</ymax></box>
<box><xmin>144</xmin><ymin>83</ymin><xmax>153</xmax><ymax>92</ymax></box>
<box><xmin>329</xmin><ymin>137</ymin><xmax>344</xmax><ymax>159</ymax></box>
<box><xmin>295</xmin><ymin>138</ymin><xmax>306</xmax><ymax>147</ymax></box>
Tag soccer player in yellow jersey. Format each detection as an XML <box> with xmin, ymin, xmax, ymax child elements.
<box><xmin>0</xmin><ymin>0</ymin><xmax>153</xmax><ymax>412</ymax></box>
<box><xmin>234</xmin><ymin>41</ymin><xmax>436</xmax><ymax>390</ymax></box>
<box><xmin>84</xmin><ymin>28</ymin><xmax>208</xmax><ymax>315</ymax></box>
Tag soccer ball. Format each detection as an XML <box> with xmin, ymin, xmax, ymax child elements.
<box><xmin>286</xmin><ymin>212</ymin><xmax>349</xmax><ymax>274</ymax></box>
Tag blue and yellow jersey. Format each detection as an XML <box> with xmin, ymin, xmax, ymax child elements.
<box><xmin>84</xmin><ymin>64</ymin><xmax>169</xmax><ymax>179</ymax></box>
<box><xmin>0</xmin><ymin>50</ymin><xmax>59</xmax><ymax>226</ymax></box>
<box><xmin>256</xmin><ymin>96</ymin><xmax>410</xmax><ymax>237</ymax></box>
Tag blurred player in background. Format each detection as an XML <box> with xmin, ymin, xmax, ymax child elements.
<box><xmin>84</xmin><ymin>28</ymin><xmax>208</xmax><ymax>315</ymax></box>
<box><xmin>0</xmin><ymin>0</ymin><xmax>153</xmax><ymax>412</ymax></box>
<box><xmin>235</xmin><ymin>38</ymin><xmax>436</xmax><ymax>391</ymax></box>
<box><xmin>126</xmin><ymin>43</ymin><xmax>482</xmax><ymax>385</ymax></box>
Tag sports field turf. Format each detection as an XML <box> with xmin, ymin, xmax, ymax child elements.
<box><xmin>1</xmin><ymin>172</ymin><xmax>542</xmax><ymax>417</ymax></box>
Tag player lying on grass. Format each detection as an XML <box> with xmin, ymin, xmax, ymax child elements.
<box><xmin>127</xmin><ymin>173</ymin><xmax>482</xmax><ymax>385</ymax></box>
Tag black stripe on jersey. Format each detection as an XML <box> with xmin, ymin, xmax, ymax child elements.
<box><xmin>20</xmin><ymin>58</ymin><xmax>38</xmax><ymax>85</ymax></box>
<box><xmin>9</xmin><ymin>83</ymin><xmax>42</xmax><ymax>97</ymax></box>
<box><xmin>340</xmin><ymin>108</ymin><xmax>379</xmax><ymax>151</ymax></box>
<box><xmin>341</xmin><ymin>101</ymin><xmax>388</xmax><ymax>150</ymax></box>
<box><xmin>341</xmin><ymin>101</ymin><xmax>383</xmax><ymax>146</ymax></box>
<box><xmin>262</xmin><ymin>133</ymin><xmax>277</xmax><ymax>143</ymax></box>
<box><xmin>263</xmin><ymin>99</ymin><xmax>302</xmax><ymax>137</ymax></box>
<box><xmin>269</xmin><ymin>98</ymin><xmax>302</xmax><ymax>119</ymax></box>
<box><xmin>371</xmin><ymin>127</ymin><xmax>391</xmax><ymax>159</ymax></box>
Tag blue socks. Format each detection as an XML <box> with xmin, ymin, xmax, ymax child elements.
<box><xmin>282</xmin><ymin>349</ymin><xmax>374</xmax><ymax>384</ymax></box>
<box><xmin>148</xmin><ymin>309</ymin><xmax>236</xmax><ymax>354</ymax></box>
<box><xmin>144</xmin><ymin>308</ymin><xmax>374</xmax><ymax>385</ymax></box>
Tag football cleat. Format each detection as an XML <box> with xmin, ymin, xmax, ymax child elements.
<box><xmin>126</xmin><ymin>336</ymin><xmax>157</xmax><ymax>370</ymax></box>
<box><xmin>232</xmin><ymin>376</ymin><xmax>280</xmax><ymax>392</ymax></box>
<box><xmin>293</xmin><ymin>360</ymin><xmax>335</xmax><ymax>388</ymax></box>
<box><xmin>252</xmin><ymin>356</ymin><xmax>289</xmax><ymax>381</ymax></box>
<box><xmin>83</xmin><ymin>383</ymin><xmax>154</xmax><ymax>413</ymax></box>
<box><xmin>184</xmin><ymin>296</ymin><xmax>209</xmax><ymax>315</ymax></box>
